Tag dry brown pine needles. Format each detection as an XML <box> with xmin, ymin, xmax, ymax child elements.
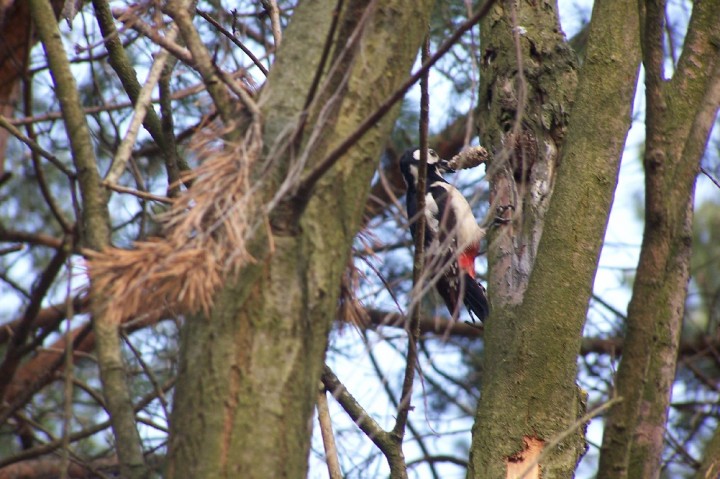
<box><xmin>88</xmin><ymin>125</ymin><xmax>262</xmax><ymax>324</ymax></box>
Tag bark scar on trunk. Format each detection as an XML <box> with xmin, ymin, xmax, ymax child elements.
<box><xmin>505</xmin><ymin>436</ymin><xmax>544</xmax><ymax>479</ymax></box>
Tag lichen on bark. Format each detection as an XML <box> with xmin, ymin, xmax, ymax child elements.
<box><xmin>166</xmin><ymin>1</ymin><xmax>435</xmax><ymax>477</ymax></box>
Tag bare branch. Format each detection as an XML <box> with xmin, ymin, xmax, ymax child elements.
<box><xmin>321</xmin><ymin>365</ymin><xmax>397</xmax><ymax>457</ymax></box>
<box><xmin>393</xmin><ymin>34</ymin><xmax>430</xmax><ymax>453</ymax></box>
<box><xmin>164</xmin><ymin>0</ymin><xmax>236</xmax><ymax>128</ymax></box>
<box><xmin>316</xmin><ymin>385</ymin><xmax>343</xmax><ymax>479</ymax></box>
<box><xmin>261</xmin><ymin>0</ymin><xmax>282</xmax><ymax>49</ymax></box>
<box><xmin>0</xmin><ymin>244</ymin><xmax>67</xmax><ymax>401</ymax></box>
<box><xmin>700</xmin><ymin>166</ymin><xmax>720</xmax><ymax>190</ymax></box>
<box><xmin>101</xmin><ymin>181</ymin><xmax>173</xmax><ymax>204</ymax></box>
<box><xmin>104</xmin><ymin>23</ymin><xmax>178</xmax><ymax>185</ymax></box>
<box><xmin>196</xmin><ymin>8</ymin><xmax>268</xmax><ymax>76</ymax></box>
<box><xmin>0</xmin><ymin>115</ymin><xmax>75</xmax><ymax>178</ymax></box>
<box><xmin>293</xmin><ymin>0</ymin><xmax>498</xmax><ymax>202</ymax></box>
<box><xmin>93</xmin><ymin>0</ymin><xmax>169</xmax><ymax>153</ymax></box>
<box><xmin>0</xmin><ymin>227</ymin><xmax>64</xmax><ymax>249</ymax></box>
<box><xmin>112</xmin><ymin>7</ymin><xmax>193</xmax><ymax>64</ymax></box>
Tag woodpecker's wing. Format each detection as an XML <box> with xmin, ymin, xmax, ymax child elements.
<box><xmin>434</xmin><ymin>271</ymin><xmax>489</xmax><ymax>322</ymax></box>
<box><xmin>461</xmin><ymin>274</ymin><xmax>489</xmax><ymax>322</ymax></box>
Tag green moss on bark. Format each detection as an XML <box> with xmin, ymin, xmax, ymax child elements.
<box><xmin>470</xmin><ymin>0</ymin><xmax>641</xmax><ymax>477</ymax></box>
<box><xmin>166</xmin><ymin>1</ymin><xmax>435</xmax><ymax>477</ymax></box>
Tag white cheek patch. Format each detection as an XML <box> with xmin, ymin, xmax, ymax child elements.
<box><xmin>412</xmin><ymin>148</ymin><xmax>439</xmax><ymax>164</ymax></box>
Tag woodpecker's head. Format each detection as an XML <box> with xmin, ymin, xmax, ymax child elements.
<box><xmin>399</xmin><ymin>148</ymin><xmax>453</xmax><ymax>189</ymax></box>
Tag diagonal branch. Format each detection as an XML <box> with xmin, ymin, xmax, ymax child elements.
<box><xmin>0</xmin><ymin>244</ymin><xmax>67</xmax><ymax>401</ymax></box>
<box><xmin>316</xmin><ymin>384</ymin><xmax>342</xmax><ymax>479</ymax></box>
<box><xmin>292</xmin><ymin>0</ymin><xmax>498</xmax><ymax>203</ymax></box>
<box><xmin>104</xmin><ymin>22</ymin><xmax>178</xmax><ymax>185</ymax></box>
<box><xmin>0</xmin><ymin>115</ymin><xmax>75</xmax><ymax>178</ymax></box>
<box><xmin>92</xmin><ymin>0</ymin><xmax>168</xmax><ymax>153</ymax></box>
<box><xmin>164</xmin><ymin>0</ymin><xmax>237</xmax><ymax>128</ymax></box>
<box><xmin>321</xmin><ymin>365</ymin><xmax>396</xmax><ymax>459</ymax></box>
<box><xmin>196</xmin><ymin>8</ymin><xmax>268</xmax><ymax>76</ymax></box>
<box><xmin>112</xmin><ymin>7</ymin><xmax>193</xmax><ymax>64</ymax></box>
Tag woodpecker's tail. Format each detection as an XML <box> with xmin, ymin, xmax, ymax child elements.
<box><xmin>436</xmin><ymin>272</ymin><xmax>490</xmax><ymax>324</ymax></box>
<box><xmin>462</xmin><ymin>274</ymin><xmax>489</xmax><ymax>323</ymax></box>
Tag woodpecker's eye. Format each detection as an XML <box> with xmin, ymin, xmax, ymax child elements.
<box><xmin>411</xmin><ymin>148</ymin><xmax>439</xmax><ymax>163</ymax></box>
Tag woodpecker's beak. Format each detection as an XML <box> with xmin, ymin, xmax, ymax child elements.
<box><xmin>438</xmin><ymin>159</ymin><xmax>455</xmax><ymax>173</ymax></box>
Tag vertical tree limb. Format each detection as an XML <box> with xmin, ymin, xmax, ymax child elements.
<box><xmin>392</xmin><ymin>35</ymin><xmax>430</xmax><ymax>479</ymax></box>
<box><xmin>91</xmin><ymin>0</ymin><xmax>167</xmax><ymax>151</ymax></box>
<box><xmin>261</xmin><ymin>0</ymin><xmax>282</xmax><ymax>49</ymax></box>
<box><xmin>166</xmin><ymin>1</ymin><xmax>434</xmax><ymax>476</ymax></box>
<box><xmin>598</xmin><ymin>1</ymin><xmax>720</xmax><ymax>477</ymax></box>
<box><xmin>470</xmin><ymin>0</ymin><xmax>641</xmax><ymax>475</ymax></box>
<box><xmin>27</xmin><ymin>1</ymin><xmax>146</xmax><ymax>477</ymax></box>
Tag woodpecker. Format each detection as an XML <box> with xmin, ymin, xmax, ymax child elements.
<box><xmin>399</xmin><ymin>148</ymin><xmax>489</xmax><ymax>323</ymax></box>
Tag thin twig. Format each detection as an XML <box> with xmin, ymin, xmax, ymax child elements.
<box><xmin>393</xmin><ymin>34</ymin><xmax>430</xmax><ymax>445</ymax></box>
<box><xmin>0</xmin><ymin>115</ymin><xmax>75</xmax><ymax>178</ymax></box>
<box><xmin>112</xmin><ymin>7</ymin><xmax>193</xmax><ymax>64</ymax></box>
<box><xmin>10</xmin><ymin>79</ymin><xmax>209</xmax><ymax>126</ymax></box>
<box><xmin>105</xmin><ymin>24</ymin><xmax>178</xmax><ymax>185</ymax></box>
<box><xmin>23</xmin><ymin>78</ymin><xmax>74</xmax><ymax>232</ymax></box>
<box><xmin>196</xmin><ymin>8</ymin><xmax>268</xmax><ymax>76</ymax></box>
<box><xmin>293</xmin><ymin>0</ymin><xmax>498</xmax><ymax>201</ymax></box>
<box><xmin>700</xmin><ymin>166</ymin><xmax>720</xmax><ymax>190</ymax></box>
<box><xmin>102</xmin><ymin>181</ymin><xmax>173</xmax><ymax>204</ymax></box>
<box><xmin>316</xmin><ymin>384</ymin><xmax>343</xmax><ymax>479</ymax></box>
<box><xmin>215</xmin><ymin>67</ymin><xmax>261</xmax><ymax>118</ymax></box>
<box><xmin>0</xmin><ymin>244</ymin><xmax>67</xmax><ymax>400</ymax></box>
<box><xmin>366</xmin><ymin>334</ymin><xmax>440</xmax><ymax>479</ymax></box>
<box><xmin>0</xmin><ymin>377</ymin><xmax>175</xmax><ymax>469</ymax></box>
<box><xmin>120</xmin><ymin>331</ymin><xmax>170</xmax><ymax>419</ymax></box>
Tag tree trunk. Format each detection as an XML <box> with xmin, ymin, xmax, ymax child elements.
<box><xmin>597</xmin><ymin>1</ymin><xmax>720</xmax><ymax>477</ymax></box>
<box><xmin>165</xmin><ymin>1</ymin><xmax>434</xmax><ymax>477</ymax></box>
<box><xmin>469</xmin><ymin>0</ymin><xmax>641</xmax><ymax>477</ymax></box>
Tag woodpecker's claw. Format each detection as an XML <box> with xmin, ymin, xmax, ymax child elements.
<box><xmin>493</xmin><ymin>204</ymin><xmax>515</xmax><ymax>226</ymax></box>
<box><xmin>464</xmin><ymin>320</ymin><xmax>484</xmax><ymax>330</ymax></box>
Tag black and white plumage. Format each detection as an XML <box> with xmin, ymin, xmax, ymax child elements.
<box><xmin>399</xmin><ymin>148</ymin><xmax>489</xmax><ymax>323</ymax></box>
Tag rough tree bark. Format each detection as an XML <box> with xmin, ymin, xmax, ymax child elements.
<box><xmin>477</xmin><ymin>0</ymin><xmax>578</xmax><ymax>307</ymax></box>
<box><xmin>165</xmin><ymin>1</ymin><xmax>434</xmax><ymax>477</ymax></box>
<box><xmin>469</xmin><ymin>0</ymin><xmax>641</xmax><ymax>477</ymax></box>
<box><xmin>597</xmin><ymin>1</ymin><xmax>720</xmax><ymax>478</ymax></box>
<box><xmin>26</xmin><ymin>1</ymin><xmax>150</xmax><ymax>478</ymax></box>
